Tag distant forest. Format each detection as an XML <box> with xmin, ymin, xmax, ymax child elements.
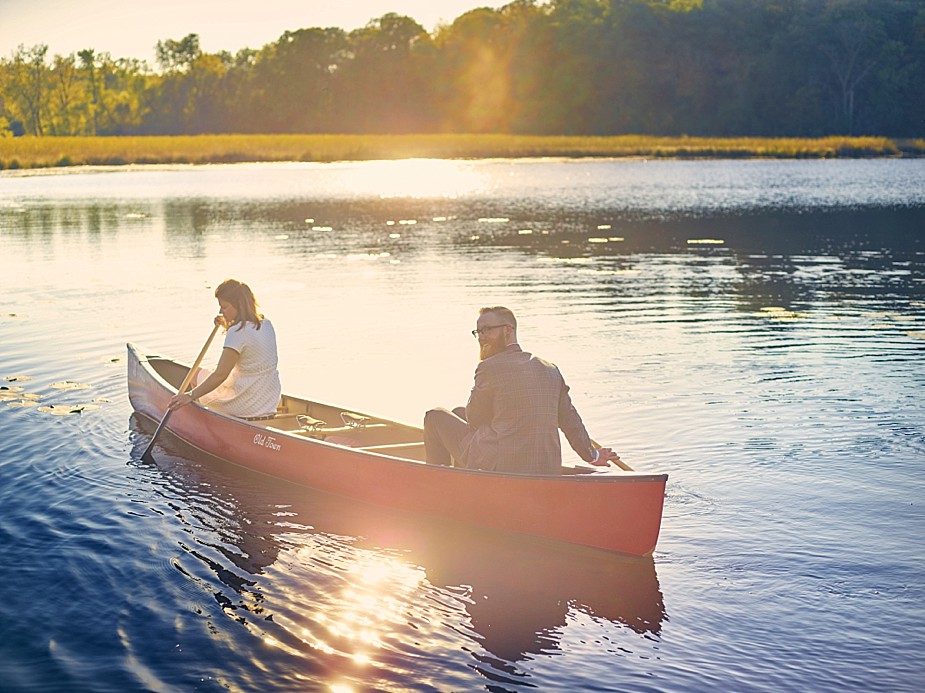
<box><xmin>2</xmin><ymin>0</ymin><xmax>923</xmax><ymax>138</ymax></box>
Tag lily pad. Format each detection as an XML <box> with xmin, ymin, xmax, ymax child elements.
<box><xmin>38</xmin><ymin>405</ymin><xmax>86</xmax><ymax>415</ymax></box>
<box><xmin>50</xmin><ymin>381</ymin><xmax>92</xmax><ymax>391</ymax></box>
<box><xmin>0</xmin><ymin>387</ymin><xmax>25</xmax><ymax>401</ymax></box>
<box><xmin>757</xmin><ymin>306</ymin><xmax>806</xmax><ymax>320</ymax></box>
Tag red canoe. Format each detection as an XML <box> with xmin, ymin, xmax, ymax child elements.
<box><xmin>127</xmin><ymin>343</ymin><xmax>667</xmax><ymax>556</ymax></box>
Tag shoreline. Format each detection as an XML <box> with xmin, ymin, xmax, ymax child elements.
<box><xmin>1</xmin><ymin>134</ymin><xmax>923</xmax><ymax>171</ymax></box>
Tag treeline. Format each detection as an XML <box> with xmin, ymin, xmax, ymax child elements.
<box><xmin>2</xmin><ymin>0</ymin><xmax>923</xmax><ymax>138</ymax></box>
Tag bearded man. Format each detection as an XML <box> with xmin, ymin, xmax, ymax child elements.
<box><xmin>423</xmin><ymin>306</ymin><xmax>619</xmax><ymax>474</ymax></box>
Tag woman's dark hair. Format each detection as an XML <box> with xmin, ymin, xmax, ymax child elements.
<box><xmin>215</xmin><ymin>279</ymin><xmax>263</xmax><ymax>330</ymax></box>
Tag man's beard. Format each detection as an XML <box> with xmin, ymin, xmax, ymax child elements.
<box><xmin>480</xmin><ymin>339</ymin><xmax>502</xmax><ymax>361</ymax></box>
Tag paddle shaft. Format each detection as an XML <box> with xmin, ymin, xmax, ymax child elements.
<box><xmin>592</xmin><ymin>439</ymin><xmax>634</xmax><ymax>471</ymax></box>
<box><xmin>141</xmin><ymin>324</ymin><xmax>220</xmax><ymax>461</ymax></box>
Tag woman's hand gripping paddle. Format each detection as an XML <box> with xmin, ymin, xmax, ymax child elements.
<box><xmin>141</xmin><ymin>324</ymin><xmax>219</xmax><ymax>463</ymax></box>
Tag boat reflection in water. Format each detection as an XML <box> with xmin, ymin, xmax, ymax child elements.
<box><xmin>128</xmin><ymin>414</ymin><xmax>665</xmax><ymax>680</ymax></box>
<box><xmin>408</xmin><ymin>523</ymin><xmax>664</xmax><ymax>668</ymax></box>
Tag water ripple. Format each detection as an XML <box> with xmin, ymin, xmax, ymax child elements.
<box><xmin>2</xmin><ymin>161</ymin><xmax>923</xmax><ymax>691</ymax></box>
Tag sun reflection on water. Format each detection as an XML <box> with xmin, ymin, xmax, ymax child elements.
<box><xmin>346</xmin><ymin>159</ymin><xmax>485</xmax><ymax>198</ymax></box>
<box><xmin>295</xmin><ymin>551</ymin><xmax>426</xmax><ymax>673</ymax></box>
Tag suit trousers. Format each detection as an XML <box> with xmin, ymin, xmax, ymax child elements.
<box><xmin>423</xmin><ymin>406</ymin><xmax>468</xmax><ymax>466</ymax></box>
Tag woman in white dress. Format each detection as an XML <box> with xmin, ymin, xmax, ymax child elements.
<box><xmin>168</xmin><ymin>279</ymin><xmax>282</xmax><ymax>419</ymax></box>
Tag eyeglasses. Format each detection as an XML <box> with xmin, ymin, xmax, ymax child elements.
<box><xmin>471</xmin><ymin>324</ymin><xmax>511</xmax><ymax>338</ymax></box>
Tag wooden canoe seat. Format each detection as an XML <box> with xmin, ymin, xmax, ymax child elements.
<box><xmin>297</xmin><ymin>414</ymin><xmax>328</xmax><ymax>431</ymax></box>
<box><xmin>294</xmin><ymin>412</ymin><xmax>377</xmax><ymax>434</ymax></box>
<box><xmin>287</xmin><ymin>412</ymin><xmax>388</xmax><ymax>440</ymax></box>
<box><xmin>340</xmin><ymin>411</ymin><xmax>372</xmax><ymax>428</ymax></box>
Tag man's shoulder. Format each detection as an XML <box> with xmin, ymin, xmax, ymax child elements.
<box><xmin>477</xmin><ymin>347</ymin><xmax>558</xmax><ymax>373</ymax></box>
<box><xmin>527</xmin><ymin>352</ymin><xmax>557</xmax><ymax>368</ymax></box>
<box><xmin>516</xmin><ymin>348</ymin><xmax>559</xmax><ymax>372</ymax></box>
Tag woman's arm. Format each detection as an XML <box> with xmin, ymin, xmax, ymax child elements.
<box><xmin>168</xmin><ymin>347</ymin><xmax>239</xmax><ymax>410</ymax></box>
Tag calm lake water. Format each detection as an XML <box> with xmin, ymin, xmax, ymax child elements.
<box><xmin>1</xmin><ymin>158</ymin><xmax>924</xmax><ymax>692</ymax></box>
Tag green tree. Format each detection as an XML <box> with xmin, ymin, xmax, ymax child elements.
<box><xmin>146</xmin><ymin>34</ymin><xmax>206</xmax><ymax>133</ymax></box>
<box><xmin>49</xmin><ymin>53</ymin><xmax>82</xmax><ymax>135</ymax></box>
<box><xmin>245</xmin><ymin>27</ymin><xmax>349</xmax><ymax>133</ymax></box>
<box><xmin>155</xmin><ymin>33</ymin><xmax>202</xmax><ymax>73</ymax></box>
<box><xmin>338</xmin><ymin>13</ymin><xmax>436</xmax><ymax>132</ymax></box>
<box><xmin>538</xmin><ymin>0</ymin><xmax>618</xmax><ymax>134</ymax></box>
<box><xmin>78</xmin><ymin>49</ymin><xmax>100</xmax><ymax>135</ymax></box>
<box><xmin>433</xmin><ymin>6</ymin><xmax>520</xmax><ymax>132</ymax></box>
<box><xmin>2</xmin><ymin>0</ymin><xmax>924</xmax><ymax>139</ymax></box>
<box><xmin>817</xmin><ymin>1</ymin><xmax>885</xmax><ymax>134</ymax></box>
<box><xmin>3</xmin><ymin>44</ymin><xmax>49</xmax><ymax>135</ymax></box>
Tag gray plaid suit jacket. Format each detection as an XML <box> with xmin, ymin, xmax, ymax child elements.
<box><xmin>460</xmin><ymin>344</ymin><xmax>596</xmax><ymax>474</ymax></box>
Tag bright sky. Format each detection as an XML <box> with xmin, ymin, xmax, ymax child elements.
<box><xmin>1</xmin><ymin>0</ymin><xmax>505</xmax><ymax>64</ymax></box>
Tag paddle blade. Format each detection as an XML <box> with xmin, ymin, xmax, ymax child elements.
<box><xmin>141</xmin><ymin>410</ymin><xmax>172</xmax><ymax>463</ymax></box>
<box><xmin>141</xmin><ymin>323</ymin><xmax>218</xmax><ymax>463</ymax></box>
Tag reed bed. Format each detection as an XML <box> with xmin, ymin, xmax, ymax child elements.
<box><xmin>0</xmin><ymin>134</ymin><xmax>921</xmax><ymax>170</ymax></box>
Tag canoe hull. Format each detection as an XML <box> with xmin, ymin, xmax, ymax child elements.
<box><xmin>127</xmin><ymin>343</ymin><xmax>667</xmax><ymax>556</ymax></box>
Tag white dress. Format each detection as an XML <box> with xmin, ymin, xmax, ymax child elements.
<box><xmin>199</xmin><ymin>319</ymin><xmax>282</xmax><ymax>418</ymax></box>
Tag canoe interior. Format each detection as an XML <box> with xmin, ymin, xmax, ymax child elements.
<box><xmin>149</xmin><ymin>357</ymin><xmax>603</xmax><ymax>474</ymax></box>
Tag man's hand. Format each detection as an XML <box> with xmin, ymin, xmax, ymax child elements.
<box><xmin>591</xmin><ymin>446</ymin><xmax>620</xmax><ymax>466</ymax></box>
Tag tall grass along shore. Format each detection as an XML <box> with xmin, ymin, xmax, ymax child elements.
<box><xmin>1</xmin><ymin>134</ymin><xmax>922</xmax><ymax>170</ymax></box>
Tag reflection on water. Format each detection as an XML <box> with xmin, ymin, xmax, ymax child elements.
<box><xmin>1</xmin><ymin>159</ymin><xmax>924</xmax><ymax>691</ymax></box>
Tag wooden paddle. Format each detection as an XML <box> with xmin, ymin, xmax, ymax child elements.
<box><xmin>141</xmin><ymin>324</ymin><xmax>220</xmax><ymax>462</ymax></box>
<box><xmin>592</xmin><ymin>439</ymin><xmax>634</xmax><ymax>471</ymax></box>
